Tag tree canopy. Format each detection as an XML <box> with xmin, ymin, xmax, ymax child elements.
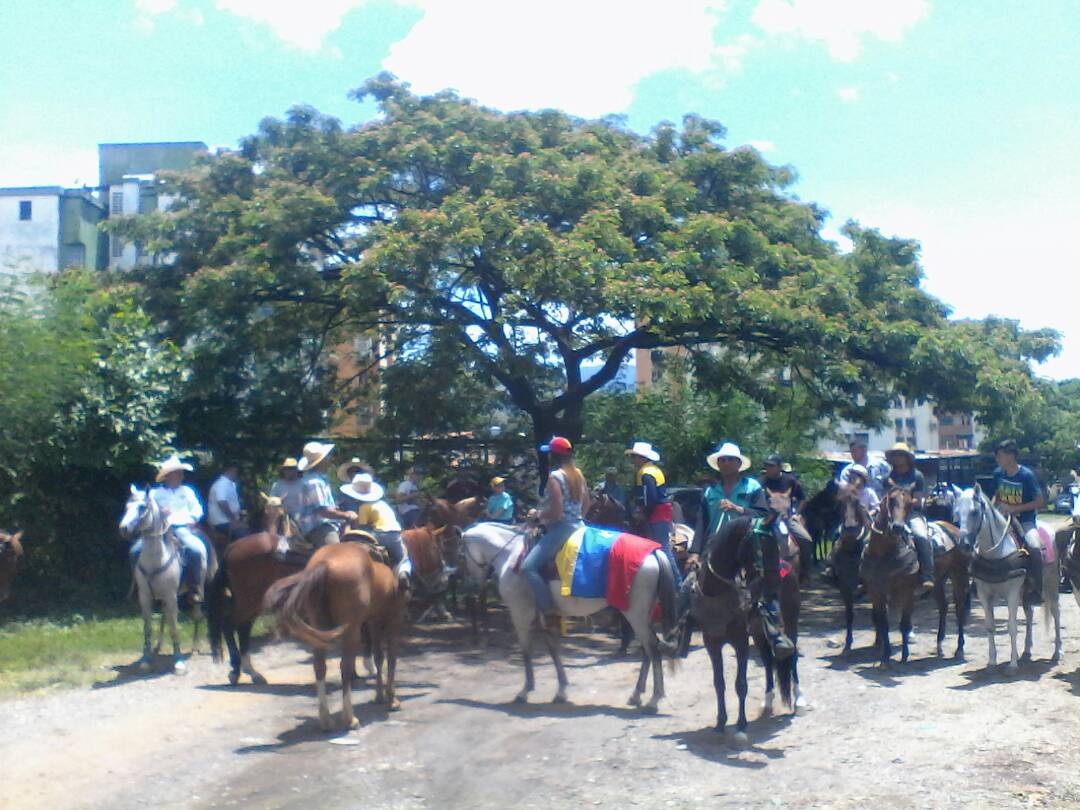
<box><xmin>114</xmin><ymin>74</ymin><xmax>1059</xmax><ymax>472</ymax></box>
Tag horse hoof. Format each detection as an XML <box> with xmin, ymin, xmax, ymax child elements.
<box><xmin>389</xmin><ymin>698</ymin><xmax>401</xmax><ymax>712</ymax></box>
<box><xmin>1050</xmin><ymin>652</ymin><xmax>1061</xmax><ymax>665</ymax></box>
<box><xmin>640</xmin><ymin>703</ymin><xmax>659</xmax><ymax>716</ymax></box>
<box><xmin>552</xmin><ymin>692</ymin><xmax>569</xmax><ymax>705</ymax></box>
<box><xmin>627</xmin><ymin>693</ymin><xmax>642</xmax><ymax>707</ymax></box>
<box><xmin>1020</xmin><ymin>652</ymin><xmax>1032</xmax><ymax>663</ymax></box>
<box><xmin>1007</xmin><ymin>662</ymin><xmax>1019</xmax><ymax>674</ymax></box>
<box><xmin>953</xmin><ymin>649</ymin><xmax>965</xmax><ymax>661</ymax></box>
<box><xmin>173</xmin><ymin>660</ymin><xmax>187</xmax><ymax>675</ymax></box>
<box><xmin>731</xmin><ymin>731</ymin><xmax>750</xmax><ymax>748</ymax></box>
<box><xmin>795</xmin><ymin>693</ymin><xmax>808</xmax><ymax>710</ymax></box>
<box><xmin>319</xmin><ymin>714</ymin><xmax>332</xmax><ymax>732</ymax></box>
<box><xmin>347</xmin><ymin>716</ymin><xmax>360</xmax><ymax>730</ymax></box>
<box><xmin>228</xmin><ymin>670</ymin><xmax>240</xmax><ymax>686</ymax></box>
<box><xmin>513</xmin><ymin>692</ymin><xmax>528</xmax><ymax>705</ymax></box>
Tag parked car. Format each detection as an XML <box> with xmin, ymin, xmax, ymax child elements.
<box><xmin>1052</xmin><ymin>484</ymin><xmax>1078</xmax><ymax>514</ymax></box>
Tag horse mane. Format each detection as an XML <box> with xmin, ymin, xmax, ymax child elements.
<box><xmin>704</xmin><ymin>516</ymin><xmax>755</xmax><ymax>582</ymax></box>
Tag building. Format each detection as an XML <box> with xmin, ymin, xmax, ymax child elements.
<box><xmin>0</xmin><ymin>186</ymin><xmax>106</xmax><ymax>273</ymax></box>
<box><xmin>817</xmin><ymin>397</ymin><xmax>983</xmax><ymax>455</ymax></box>
<box><xmin>99</xmin><ymin>142</ymin><xmax>206</xmax><ymax>269</ymax></box>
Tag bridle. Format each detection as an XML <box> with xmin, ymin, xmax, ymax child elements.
<box><xmin>132</xmin><ymin>496</ymin><xmax>178</xmax><ymax>584</ymax></box>
<box><xmin>461</xmin><ymin>523</ymin><xmax>528</xmax><ymax>581</ymax></box>
<box><xmin>967</xmin><ymin>490</ymin><xmax>1010</xmax><ymax>553</ymax></box>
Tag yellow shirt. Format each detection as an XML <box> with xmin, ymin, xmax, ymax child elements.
<box><xmin>358</xmin><ymin>500</ymin><xmax>401</xmax><ymax>532</ymax></box>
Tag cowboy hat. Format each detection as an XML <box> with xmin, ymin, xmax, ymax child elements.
<box><xmin>885</xmin><ymin>442</ymin><xmax>916</xmax><ymax>465</ymax></box>
<box><xmin>625</xmin><ymin>441</ymin><xmax>660</xmax><ymax>462</ymax></box>
<box><xmin>297</xmin><ymin>441</ymin><xmax>335</xmax><ymax>472</ymax></box>
<box><xmin>490</xmin><ymin>476</ymin><xmax>506</xmax><ymax>487</ymax></box>
<box><xmin>155</xmin><ymin>454</ymin><xmax>194</xmax><ymax>483</ymax></box>
<box><xmin>781</xmin><ymin>462</ymin><xmax>794</xmax><ymax>474</ymax></box>
<box><xmin>279</xmin><ymin>457</ymin><xmax>299</xmax><ymax>470</ymax></box>
<box><xmin>706</xmin><ymin>442</ymin><xmax>751</xmax><ymax>473</ymax></box>
<box><xmin>847</xmin><ymin>463</ymin><xmax>869</xmax><ymax>480</ymax></box>
<box><xmin>341</xmin><ymin>472</ymin><xmax>385</xmax><ymax>503</ymax></box>
<box><xmin>336</xmin><ymin>456</ymin><xmax>368</xmax><ymax>482</ymax></box>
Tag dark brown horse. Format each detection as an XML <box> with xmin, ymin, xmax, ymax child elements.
<box><xmin>801</xmin><ymin>479</ymin><xmax>843</xmax><ymax>563</ymax></box>
<box><xmin>265</xmin><ymin>542</ymin><xmax>409</xmax><ymax>730</ymax></box>
<box><xmin>928</xmin><ymin>520</ymin><xmax>971</xmax><ymax>659</ymax></box>
<box><xmin>690</xmin><ymin>492</ymin><xmax>798</xmax><ymax>742</ymax></box>
<box><xmin>0</xmin><ymin>530</ymin><xmax>24</xmax><ymax>603</ymax></box>
<box><xmin>860</xmin><ymin>486</ymin><xmax>919</xmax><ymax>667</ymax></box>
<box><xmin>831</xmin><ymin>489</ymin><xmax>871</xmax><ymax>654</ymax></box>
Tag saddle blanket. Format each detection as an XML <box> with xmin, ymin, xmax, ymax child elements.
<box><xmin>928</xmin><ymin>522</ymin><xmax>956</xmax><ymax>556</ymax></box>
<box><xmin>555</xmin><ymin>526</ymin><xmax>660</xmax><ymax>611</ymax></box>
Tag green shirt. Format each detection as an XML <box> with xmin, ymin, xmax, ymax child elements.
<box><xmin>704</xmin><ymin>476</ymin><xmax>764</xmax><ymax>536</ymax></box>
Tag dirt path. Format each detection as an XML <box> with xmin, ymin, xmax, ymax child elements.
<box><xmin>3</xmin><ymin>580</ymin><xmax>1080</xmax><ymax>809</ymax></box>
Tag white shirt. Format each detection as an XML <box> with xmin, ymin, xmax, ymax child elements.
<box><xmin>396</xmin><ymin>479</ymin><xmax>420</xmax><ymax>516</ymax></box>
<box><xmin>152</xmin><ymin>484</ymin><xmax>204</xmax><ymax>528</ymax></box>
<box><xmin>207</xmin><ymin>475</ymin><xmax>240</xmax><ymax>526</ymax></box>
<box><xmin>270</xmin><ymin>478</ymin><xmax>304</xmax><ymax>517</ymax></box>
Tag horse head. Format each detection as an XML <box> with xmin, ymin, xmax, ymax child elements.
<box><xmin>879</xmin><ymin>485</ymin><xmax>915</xmax><ymax>536</ymax></box>
<box><xmin>585</xmin><ymin>493</ymin><xmax>627</xmax><ymax>529</ymax></box>
<box><xmin>260</xmin><ymin>493</ymin><xmax>288</xmax><ymax>536</ymax></box>
<box><xmin>958</xmin><ymin>484</ymin><xmax>1011</xmax><ymax>555</ymax></box>
<box><xmin>765</xmin><ymin>488</ymin><xmax>793</xmax><ymax>517</ymax></box>
<box><xmin>119</xmin><ymin>485</ymin><xmax>153</xmax><ymax>539</ymax></box>
<box><xmin>836</xmin><ymin>489</ymin><xmax>871</xmax><ymax>546</ymax></box>
<box><xmin>0</xmin><ymin>530</ymin><xmax>23</xmax><ymax>602</ymax></box>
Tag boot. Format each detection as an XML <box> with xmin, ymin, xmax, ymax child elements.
<box><xmin>761</xmin><ymin>597</ymin><xmax>795</xmax><ymax>661</ymax></box>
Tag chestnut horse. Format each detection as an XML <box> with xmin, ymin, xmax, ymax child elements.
<box><xmin>265</xmin><ymin>542</ymin><xmax>408</xmax><ymax>731</ymax></box>
<box><xmin>860</xmin><ymin>486</ymin><xmax>919</xmax><ymax>667</ymax></box>
<box><xmin>0</xmin><ymin>530</ymin><xmax>24</xmax><ymax>603</ymax></box>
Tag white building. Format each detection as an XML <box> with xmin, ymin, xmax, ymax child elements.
<box><xmin>0</xmin><ymin>187</ymin><xmax>63</xmax><ymax>272</ymax></box>
<box><xmin>818</xmin><ymin>397</ymin><xmax>983</xmax><ymax>455</ymax></box>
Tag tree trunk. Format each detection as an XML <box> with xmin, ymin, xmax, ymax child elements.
<box><xmin>529</xmin><ymin>397</ymin><xmax>585</xmax><ymax>494</ymax></box>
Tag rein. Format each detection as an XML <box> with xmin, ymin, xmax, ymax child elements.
<box><xmin>136</xmin><ymin>528</ymin><xmax>178</xmax><ymax>584</ymax></box>
<box><xmin>463</xmin><ymin>524</ymin><xmax>528</xmax><ymax>580</ymax></box>
<box><xmin>970</xmin><ymin>493</ymin><xmax>1011</xmax><ymax>556</ymax></box>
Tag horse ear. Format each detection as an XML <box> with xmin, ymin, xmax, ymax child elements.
<box><xmin>260</xmin><ymin>491</ymin><xmax>270</xmax><ymax>504</ymax></box>
<box><xmin>11</xmin><ymin>531</ymin><xmax>23</xmax><ymax>544</ymax></box>
<box><xmin>130</xmin><ymin>483</ymin><xmax>139</xmax><ymax>496</ymax></box>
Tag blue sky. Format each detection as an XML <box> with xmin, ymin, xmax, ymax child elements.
<box><xmin>3</xmin><ymin>1</ymin><xmax>1078</xmax><ymax>378</ymax></box>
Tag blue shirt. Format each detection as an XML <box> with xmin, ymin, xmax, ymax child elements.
<box><xmin>991</xmin><ymin>465</ymin><xmax>1041</xmax><ymax>529</ymax></box>
<box><xmin>486</xmin><ymin>491</ymin><xmax>514</xmax><ymax>522</ymax></box>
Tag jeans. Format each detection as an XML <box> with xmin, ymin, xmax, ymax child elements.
<box><xmin>648</xmin><ymin>520</ymin><xmax>682</xmax><ymax>586</ymax></box>
<box><xmin>375</xmin><ymin>530</ymin><xmax>412</xmax><ymax>576</ymax></box>
<box><xmin>129</xmin><ymin>526</ymin><xmax>208</xmax><ymax>590</ymax></box>
<box><xmin>908</xmin><ymin>514</ymin><xmax>933</xmax><ymax>581</ymax></box>
<box><xmin>523</xmin><ymin>519</ymin><xmax>582</xmax><ymax>613</ymax></box>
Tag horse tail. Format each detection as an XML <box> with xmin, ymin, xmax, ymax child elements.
<box><xmin>1044</xmin><ymin>560</ymin><xmax>1060</xmax><ymax>635</ymax></box>
<box><xmin>654</xmin><ymin>550</ymin><xmax>678</xmax><ymax>658</ymax></box>
<box><xmin>264</xmin><ymin>563</ymin><xmax>344</xmax><ymax>650</ymax></box>
<box><xmin>776</xmin><ymin>652</ymin><xmax>794</xmax><ymax>709</ymax></box>
<box><xmin>207</xmin><ymin>562</ymin><xmax>229</xmax><ymax>664</ymax></box>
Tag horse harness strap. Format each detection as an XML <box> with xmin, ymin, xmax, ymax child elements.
<box><xmin>137</xmin><ymin>528</ymin><xmax>178</xmax><ymax>584</ymax></box>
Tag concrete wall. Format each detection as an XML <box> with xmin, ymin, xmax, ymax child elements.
<box><xmin>59</xmin><ymin>192</ymin><xmax>106</xmax><ymax>271</ymax></box>
<box><xmin>0</xmin><ymin>189</ymin><xmax>60</xmax><ymax>273</ymax></box>
<box><xmin>99</xmin><ymin>142</ymin><xmax>206</xmax><ymax>188</ymax></box>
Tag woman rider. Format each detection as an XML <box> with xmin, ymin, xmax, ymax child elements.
<box><xmin>522</xmin><ymin>437</ymin><xmax>590</xmax><ymax>627</ymax></box>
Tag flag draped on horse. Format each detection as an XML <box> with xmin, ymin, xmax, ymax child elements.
<box><xmin>555</xmin><ymin>526</ymin><xmax>660</xmax><ymax>609</ymax></box>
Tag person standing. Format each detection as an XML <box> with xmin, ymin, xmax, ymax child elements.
<box><xmin>600</xmin><ymin>467</ymin><xmax>627</xmax><ymax>509</ymax></box>
<box><xmin>147</xmin><ymin>455</ymin><xmax>210</xmax><ymax>602</ymax></box>
<box><xmin>485</xmin><ymin>476</ymin><xmax>515</xmax><ymax>523</ymax></box>
<box><xmin>208</xmin><ymin>464</ymin><xmax>244</xmax><ymax>540</ymax></box>
<box><xmin>989</xmin><ymin>439</ymin><xmax>1046</xmax><ymax>605</ymax></box>
<box><xmin>298</xmin><ymin>441</ymin><xmax>356</xmax><ymax>547</ymax></box>
<box><xmin>626</xmin><ymin>441</ymin><xmax>680</xmax><ymax>584</ymax></box>
<box><xmin>395</xmin><ymin>467</ymin><xmax>422</xmax><ymax>529</ymax></box>
<box><xmin>269</xmin><ymin>458</ymin><xmax>304</xmax><ymax>521</ymax></box>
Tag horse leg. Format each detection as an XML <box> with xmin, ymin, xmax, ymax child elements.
<box><xmin>190</xmin><ymin>601</ymin><xmax>204</xmax><ymax>655</ymax></box>
<box><xmin>1006</xmin><ymin>583</ymin><xmax>1020</xmax><ymax>673</ymax></box>
<box><xmin>138</xmin><ymin>583</ymin><xmax>154</xmax><ymax>668</ymax></box>
<box><xmin>706</xmin><ymin>639</ymin><xmax>727</xmax><ymax>733</ymax></box>
<box><xmin>371</xmin><ymin>626</ymin><xmax>387</xmax><ymax>705</ymax></box>
<box><xmin>872</xmin><ymin>597</ymin><xmax>891</xmax><ymax>667</ymax></box>
<box><xmin>760</xmin><ymin>635</ymin><xmax>776</xmax><ymax>717</ymax></box>
<box><xmin>842</xmin><ymin>590</ymin><xmax>854</xmax><ymax>655</ymax></box>
<box><xmin>361</xmin><ymin>623</ymin><xmax>375</xmax><ymax>677</ymax></box>
<box><xmin>340</xmin><ymin>628</ymin><xmax>359</xmax><ymax>730</ymax></box>
<box><xmin>385</xmin><ymin>627</ymin><xmax>401</xmax><ymax>711</ymax></box>
<box><xmin>540</xmin><ymin>627</ymin><xmax>569</xmax><ymax>704</ymax></box>
<box><xmin>314</xmin><ymin>649</ymin><xmax>331</xmax><ymax>731</ymax></box>
<box><xmin>978</xmin><ymin>583</ymin><xmax>998</xmax><ymax>670</ymax></box>
<box><xmin>733</xmin><ymin>635</ymin><xmax>750</xmax><ymax>745</ymax></box>
<box><xmin>1050</xmin><ymin>566</ymin><xmax>1062</xmax><ymax>663</ymax></box>
<box><xmin>224</xmin><ymin>615</ymin><xmax>242</xmax><ymax>685</ymax></box>
<box><xmin>155</xmin><ymin>609</ymin><xmax>165</xmax><ymax>655</ymax></box>
<box><xmin>239</xmin><ymin>621</ymin><xmax>267</xmax><ymax>685</ymax></box>
<box><xmin>792</xmin><ymin>652</ymin><xmax>803</xmax><ymax>710</ymax></box>
<box><xmin>953</xmin><ymin>573</ymin><xmax>968</xmax><ymax>660</ymax></box>
<box><xmin>165</xmin><ymin>597</ymin><xmax>185</xmax><ymax>674</ymax></box>
<box><xmin>510</xmin><ymin>606</ymin><xmax>536</xmax><ymax>704</ymax></box>
<box><xmin>1022</xmin><ymin>600</ymin><xmax>1034</xmax><ymax>662</ymax></box>
<box><xmin>627</xmin><ymin>648</ymin><xmax>648</xmax><ymax>707</ymax></box>
<box><xmin>900</xmin><ymin>602</ymin><xmax>913</xmax><ymax>664</ymax></box>
<box><xmin>934</xmin><ymin>579</ymin><xmax>947</xmax><ymax>658</ymax></box>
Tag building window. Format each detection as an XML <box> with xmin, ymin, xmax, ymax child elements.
<box><xmin>111</xmin><ymin>192</ymin><xmax>123</xmax><ymax>215</ymax></box>
<box><xmin>18</xmin><ymin>200</ymin><xmax>31</xmax><ymax>220</ymax></box>
<box><xmin>111</xmin><ymin>236</ymin><xmax>123</xmax><ymax>259</ymax></box>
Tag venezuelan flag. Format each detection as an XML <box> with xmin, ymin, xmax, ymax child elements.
<box><xmin>555</xmin><ymin>526</ymin><xmax>624</xmax><ymax>599</ymax></box>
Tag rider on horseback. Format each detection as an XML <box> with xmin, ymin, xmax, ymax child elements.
<box><xmin>684</xmin><ymin>442</ymin><xmax>795</xmax><ymax>660</ymax></box>
<box><xmin>627</xmin><ymin>441</ymin><xmax>681</xmax><ymax>585</ymax></box>
<box><xmin>989</xmin><ymin>439</ymin><xmax>1045</xmax><ymax>605</ymax></box>
<box><xmin>146</xmin><ymin>455</ymin><xmax>210</xmax><ymax>603</ymax></box>
<box><xmin>761</xmin><ymin>454</ymin><xmax>814</xmax><ymax>572</ymax></box>
<box><xmin>522</xmin><ymin>437</ymin><xmax>589</xmax><ymax>629</ymax></box>
<box><xmin>297</xmin><ymin>442</ymin><xmax>356</xmax><ymax>547</ymax></box>
<box><xmin>883</xmin><ymin>443</ymin><xmax>935</xmax><ymax>594</ymax></box>
<box><xmin>341</xmin><ymin>472</ymin><xmax>412</xmax><ymax>590</ymax></box>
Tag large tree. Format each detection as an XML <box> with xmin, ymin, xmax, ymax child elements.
<box><xmin>116</xmin><ymin>75</ymin><xmax>1058</xmax><ymax>472</ymax></box>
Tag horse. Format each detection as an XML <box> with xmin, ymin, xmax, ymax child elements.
<box><xmin>208</xmin><ymin>495</ymin><xmax>303</xmax><ymax>685</ymax></box>
<box><xmin>265</xmin><ymin>542</ymin><xmax>409</xmax><ymax>731</ymax></box>
<box><xmin>401</xmin><ymin>522</ymin><xmax>454</xmax><ymax>622</ymax></box>
<box><xmin>831</xmin><ymin>489</ymin><xmax>871</xmax><ymax>655</ymax></box>
<box><xmin>459</xmin><ymin>521</ymin><xmax>678</xmax><ymax>711</ymax></box>
<box><xmin>119</xmin><ymin>485</ymin><xmax>216</xmax><ymax>673</ymax></box>
<box><xmin>0</xmin><ymin>530</ymin><xmax>24</xmax><ymax>603</ymax></box>
<box><xmin>958</xmin><ymin>486</ymin><xmax>1062</xmax><ymax>671</ymax></box>
<box><xmin>689</xmin><ymin>492</ymin><xmax>798</xmax><ymax>741</ymax></box>
<box><xmin>800</xmin><ymin>479</ymin><xmax>843</xmax><ymax>564</ymax></box>
<box><xmin>927</xmin><ymin>518</ymin><xmax>971</xmax><ymax>660</ymax></box>
<box><xmin>859</xmin><ymin>485</ymin><xmax>920</xmax><ymax>667</ymax></box>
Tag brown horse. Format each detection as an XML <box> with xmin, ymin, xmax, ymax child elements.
<box><xmin>0</xmin><ymin>530</ymin><xmax>24</xmax><ymax>603</ymax></box>
<box><xmin>831</xmin><ymin>489</ymin><xmax>871</xmax><ymax>654</ymax></box>
<box><xmin>928</xmin><ymin>520</ymin><xmax>971</xmax><ymax>659</ymax></box>
<box><xmin>860</xmin><ymin>486</ymin><xmax>919</xmax><ymax>666</ymax></box>
<box><xmin>265</xmin><ymin>542</ymin><xmax>408</xmax><ymax>731</ymax></box>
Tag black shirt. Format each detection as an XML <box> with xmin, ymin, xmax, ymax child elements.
<box><xmin>760</xmin><ymin>472</ymin><xmax>805</xmax><ymax>503</ymax></box>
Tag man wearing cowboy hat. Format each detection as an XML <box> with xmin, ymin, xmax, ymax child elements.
<box><xmin>298</xmin><ymin>441</ymin><xmax>356</xmax><ymax>547</ymax></box>
<box><xmin>270</xmin><ymin>458</ymin><xmax>304</xmax><ymax>521</ymax></box>
<box><xmin>684</xmin><ymin>442</ymin><xmax>793</xmax><ymax>660</ymax></box>
<box><xmin>627</xmin><ymin>441</ymin><xmax>680</xmax><ymax>584</ymax></box>
<box><xmin>336</xmin><ymin>458</ymin><xmax>372</xmax><ymax>511</ymax></box>
<box><xmin>342</xmin><ymin>472</ymin><xmax>411</xmax><ymax>588</ymax></box>
<box><xmin>884</xmin><ymin>442</ymin><xmax>934</xmax><ymax>593</ymax></box>
<box><xmin>146</xmin><ymin>454</ymin><xmax>211</xmax><ymax>602</ymax></box>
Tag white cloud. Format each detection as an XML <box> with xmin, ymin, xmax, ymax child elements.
<box><xmin>751</xmin><ymin>0</ymin><xmax>929</xmax><ymax>61</ymax></box>
<box><xmin>213</xmin><ymin>0</ymin><xmax>369</xmax><ymax>51</ymax></box>
<box><xmin>0</xmin><ymin>145</ymin><xmax>100</xmax><ymax>188</ymax></box>
<box><xmin>137</xmin><ymin>0</ymin><xmax>178</xmax><ymax>13</ymax></box>
<box><xmin>836</xmin><ymin>86</ymin><xmax>859</xmax><ymax>102</ymax></box>
<box><xmin>747</xmin><ymin>139</ymin><xmax>776</xmax><ymax>152</ymax></box>
<box><xmin>136</xmin><ymin>0</ymin><xmax>203</xmax><ymax>29</ymax></box>
<box><xmin>384</xmin><ymin>1</ymin><xmax>733</xmax><ymax>117</ymax></box>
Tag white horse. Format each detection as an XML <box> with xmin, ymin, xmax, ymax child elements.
<box><xmin>119</xmin><ymin>485</ymin><xmax>213</xmax><ymax>673</ymax></box>
<box><xmin>957</xmin><ymin>486</ymin><xmax>1061</xmax><ymax>672</ymax></box>
<box><xmin>459</xmin><ymin>522</ymin><xmax>678</xmax><ymax>711</ymax></box>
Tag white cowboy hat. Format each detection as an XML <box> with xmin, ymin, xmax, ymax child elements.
<box><xmin>341</xmin><ymin>472</ymin><xmax>385</xmax><ymax>503</ymax></box>
<box><xmin>625</xmin><ymin>441</ymin><xmax>660</xmax><ymax>462</ymax></box>
<box><xmin>706</xmin><ymin>442</ymin><xmax>751</xmax><ymax>473</ymax></box>
<box><xmin>155</xmin><ymin>454</ymin><xmax>194</xmax><ymax>483</ymax></box>
<box><xmin>336</xmin><ymin>457</ymin><xmax>368</xmax><ymax>482</ymax></box>
<box><xmin>297</xmin><ymin>441</ymin><xmax>335</xmax><ymax>472</ymax></box>
<box><xmin>848</xmin><ymin>463</ymin><xmax>869</xmax><ymax>480</ymax></box>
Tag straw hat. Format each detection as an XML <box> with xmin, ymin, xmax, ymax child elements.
<box><xmin>341</xmin><ymin>473</ymin><xmax>384</xmax><ymax>503</ymax></box>
<box><xmin>885</xmin><ymin>442</ymin><xmax>916</xmax><ymax>465</ymax></box>
<box><xmin>706</xmin><ymin>442</ymin><xmax>751</xmax><ymax>473</ymax></box>
<box><xmin>297</xmin><ymin>441</ymin><xmax>335</xmax><ymax>472</ymax></box>
<box><xmin>490</xmin><ymin>476</ymin><xmax>506</xmax><ymax>487</ymax></box>
<box><xmin>156</xmin><ymin>454</ymin><xmax>194</xmax><ymax>483</ymax></box>
<box><xmin>625</xmin><ymin>441</ymin><xmax>660</xmax><ymax>462</ymax></box>
<box><xmin>279</xmin><ymin>457</ymin><xmax>299</xmax><ymax>471</ymax></box>
<box><xmin>336</xmin><ymin>456</ymin><xmax>368</xmax><ymax>482</ymax></box>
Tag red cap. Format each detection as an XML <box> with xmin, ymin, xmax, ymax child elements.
<box><xmin>540</xmin><ymin>436</ymin><xmax>573</xmax><ymax>454</ymax></box>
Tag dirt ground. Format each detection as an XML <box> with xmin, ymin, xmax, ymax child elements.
<box><xmin>3</xmin><ymin>575</ymin><xmax>1080</xmax><ymax>810</ymax></box>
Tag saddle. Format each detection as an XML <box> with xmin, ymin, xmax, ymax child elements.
<box><xmin>342</xmin><ymin>529</ymin><xmax>392</xmax><ymax>566</ymax></box>
<box><xmin>927</xmin><ymin>522</ymin><xmax>956</xmax><ymax>557</ymax></box>
<box><xmin>274</xmin><ymin>533</ymin><xmax>315</xmax><ymax>565</ymax></box>
<box><xmin>860</xmin><ymin>540</ymin><xmax>918</xmax><ymax>588</ymax></box>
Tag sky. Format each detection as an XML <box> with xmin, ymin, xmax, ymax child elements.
<box><xmin>2</xmin><ymin>0</ymin><xmax>1079</xmax><ymax>378</ymax></box>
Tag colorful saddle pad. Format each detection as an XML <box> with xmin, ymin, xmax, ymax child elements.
<box><xmin>554</xmin><ymin>526</ymin><xmax>660</xmax><ymax>610</ymax></box>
